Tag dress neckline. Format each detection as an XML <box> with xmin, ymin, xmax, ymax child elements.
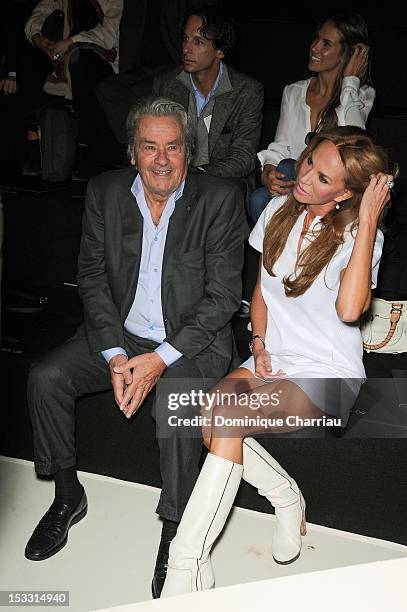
<box><xmin>296</xmin><ymin>210</ymin><xmax>322</xmax><ymax>257</ymax></box>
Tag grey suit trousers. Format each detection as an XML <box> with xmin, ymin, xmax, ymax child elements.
<box><xmin>27</xmin><ymin>331</ymin><xmax>213</xmax><ymax>522</ymax></box>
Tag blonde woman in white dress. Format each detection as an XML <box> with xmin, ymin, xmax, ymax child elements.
<box><xmin>161</xmin><ymin>126</ymin><xmax>395</xmax><ymax>597</ymax></box>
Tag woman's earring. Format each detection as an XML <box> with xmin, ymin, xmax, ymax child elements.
<box><xmin>335</xmin><ymin>203</ymin><xmax>340</xmax><ymax>210</ymax></box>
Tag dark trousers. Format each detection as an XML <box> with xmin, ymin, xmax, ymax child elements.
<box><xmin>69</xmin><ymin>49</ymin><xmax>123</xmax><ymax>170</ymax></box>
<box><xmin>27</xmin><ymin>331</ymin><xmax>209</xmax><ymax>522</ymax></box>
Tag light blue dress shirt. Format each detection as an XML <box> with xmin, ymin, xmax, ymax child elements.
<box><xmin>101</xmin><ymin>174</ymin><xmax>185</xmax><ymax>367</ymax></box>
<box><xmin>190</xmin><ymin>61</ymin><xmax>223</xmax><ymax>116</ymax></box>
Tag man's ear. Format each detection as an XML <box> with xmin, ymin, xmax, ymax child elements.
<box><xmin>216</xmin><ymin>48</ymin><xmax>225</xmax><ymax>61</ymax></box>
<box><xmin>335</xmin><ymin>189</ymin><xmax>353</xmax><ymax>204</ymax></box>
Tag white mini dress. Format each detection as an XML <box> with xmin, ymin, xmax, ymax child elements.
<box><xmin>241</xmin><ymin>196</ymin><xmax>384</xmax><ymax>422</ymax></box>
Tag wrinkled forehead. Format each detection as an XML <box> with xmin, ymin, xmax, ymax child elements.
<box><xmin>136</xmin><ymin>114</ymin><xmax>184</xmax><ymax>141</ymax></box>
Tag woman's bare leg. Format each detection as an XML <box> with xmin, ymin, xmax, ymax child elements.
<box><xmin>203</xmin><ymin>366</ymin><xmax>263</xmax><ymax>463</ymax></box>
<box><xmin>203</xmin><ymin>366</ymin><xmax>324</xmax><ymax>458</ymax></box>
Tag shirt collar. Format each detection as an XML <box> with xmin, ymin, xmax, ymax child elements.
<box><xmin>131</xmin><ymin>174</ymin><xmax>186</xmax><ymax>230</ymax></box>
<box><xmin>189</xmin><ymin>61</ymin><xmax>224</xmax><ymax>102</ymax></box>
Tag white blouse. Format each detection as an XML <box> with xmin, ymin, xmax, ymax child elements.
<box><xmin>258</xmin><ymin>77</ymin><xmax>376</xmax><ymax>169</ymax></box>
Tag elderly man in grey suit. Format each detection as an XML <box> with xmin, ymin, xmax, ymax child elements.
<box><xmin>24</xmin><ymin>97</ymin><xmax>248</xmax><ymax>598</ymax></box>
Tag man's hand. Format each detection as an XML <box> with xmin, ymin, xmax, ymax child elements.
<box><xmin>48</xmin><ymin>38</ymin><xmax>73</xmax><ymax>59</ymax></box>
<box><xmin>109</xmin><ymin>354</ymin><xmax>132</xmax><ymax>407</ymax></box>
<box><xmin>113</xmin><ymin>352</ymin><xmax>167</xmax><ymax>419</ymax></box>
<box><xmin>0</xmin><ymin>77</ymin><xmax>17</xmax><ymax>95</ymax></box>
<box><xmin>31</xmin><ymin>33</ymin><xmax>54</xmax><ymax>54</ymax></box>
<box><xmin>261</xmin><ymin>164</ymin><xmax>294</xmax><ymax>196</ymax></box>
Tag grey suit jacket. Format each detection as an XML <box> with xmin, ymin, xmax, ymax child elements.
<box><xmin>77</xmin><ymin>167</ymin><xmax>248</xmax><ymax>376</ymax></box>
<box><xmin>153</xmin><ymin>66</ymin><xmax>264</xmax><ymax>182</ymax></box>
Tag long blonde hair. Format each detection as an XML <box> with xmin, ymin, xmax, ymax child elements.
<box><xmin>263</xmin><ymin>127</ymin><xmax>392</xmax><ymax>297</ymax></box>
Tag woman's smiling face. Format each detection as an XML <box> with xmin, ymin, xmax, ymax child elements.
<box><xmin>308</xmin><ymin>20</ymin><xmax>345</xmax><ymax>75</ymax></box>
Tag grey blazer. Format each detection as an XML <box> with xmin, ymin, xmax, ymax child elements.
<box><xmin>153</xmin><ymin>66</ymin><xmax>264</xmax><ymax>182</ymax></box>
<box><xmin>77</xmin><ymin>167</ymin><xmax>248</xmax><ymax>376</ymax></box>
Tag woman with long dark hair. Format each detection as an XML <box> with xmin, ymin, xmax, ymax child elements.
<box><xmin>250</xmin><ymin>12</ymin><xmax>375</xmax><ymax>225</ymax></box>
<box><xmin>161</xmin><ymin>126</ymin><xmax>395</xmax><ymax>597</ymax></box>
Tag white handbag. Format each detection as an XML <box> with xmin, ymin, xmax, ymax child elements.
<box><xmin>361</xmin><ymin>299</ymin><xmax>407</xmax><ymax>353</ymax></box>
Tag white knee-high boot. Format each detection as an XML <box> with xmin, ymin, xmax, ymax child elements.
<box><xmin>161</xmin><ymin>453</ymin><xmax>243</xmax><ymax>598</ymax></box>
<box><xmin>242</xmin><ymin>437</ymin><xmax>306</xmax><ymax>564</ymax></box>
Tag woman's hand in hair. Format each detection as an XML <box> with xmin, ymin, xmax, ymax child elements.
<box><xmin>261</xmin><ymin>164</ymin><xmax>295</xmax><ymax>196</ymax></box>
<box><xmin>358</xmin><ymin>173</ymin><xmax>393</xmax><ymax>227</ymax></box>
<box><xmin>343</xmin><ymin>43</ymin><xmax>369</xmax><ymax>79</ymax></box>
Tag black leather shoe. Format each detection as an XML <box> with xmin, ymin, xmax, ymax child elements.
<box><xmin>151</xmin><ymin>520</ymin><xmax>179</xmax><ymax>599</ymax></box>
<box><xmin>25</xmin><ymin>491</ymin><xmax>87</xmax><ymax>561</ymax></box>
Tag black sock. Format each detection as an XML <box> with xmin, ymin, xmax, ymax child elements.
<box><xmin>160</xmin><ymin>518</ymin><xmax>179</xmax><ymax>543</ymax></box>
<box><xmin>54</xmin><ymin>466</ymin><xmax>83</xmax><ymax>510</ymax></box>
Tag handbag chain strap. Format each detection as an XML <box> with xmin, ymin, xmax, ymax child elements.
<box><xmin>363</xmin><ymin>303</ymin><xmax>403</xmax><ymax>350</ymax></box>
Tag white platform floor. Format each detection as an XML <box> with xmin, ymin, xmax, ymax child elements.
<box><xmin>1</xmin><ymin>455</ymin><xmax>406</xmax><ymax>612</ymax></box>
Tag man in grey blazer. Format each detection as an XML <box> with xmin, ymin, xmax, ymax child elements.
<box><xmin>24</xmin><ymin>98</ymin><xmax>248</xmax><ymax>598</ymax></box>
<box><xmin>97</xmin><ymin>4</ymin><xmax>263</xmax><ymax>189</ymax></box>
<box><xmin>152</xmin><ymin>6</ymin><xmax>264</xmax><ymax>190</ymax></box>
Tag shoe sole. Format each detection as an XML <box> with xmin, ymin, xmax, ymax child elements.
<box><xmin>273</xmin><ymin>547</ymin><xmax>301</xmax><ymax>565</ymax></box>
<box><xmin>25</xmin><ymin>505</ymin><xmax>88</xmax><ymax>561</ymax></box>
<box><xmin>151</xmin><ymin>581</ymin><xmax>159</xmax><ymax>599</ymax></box>
<box><xmin>272</xmin><ymin>511</ymin><xmax>306</xmax><ymax>566</ymax></box>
